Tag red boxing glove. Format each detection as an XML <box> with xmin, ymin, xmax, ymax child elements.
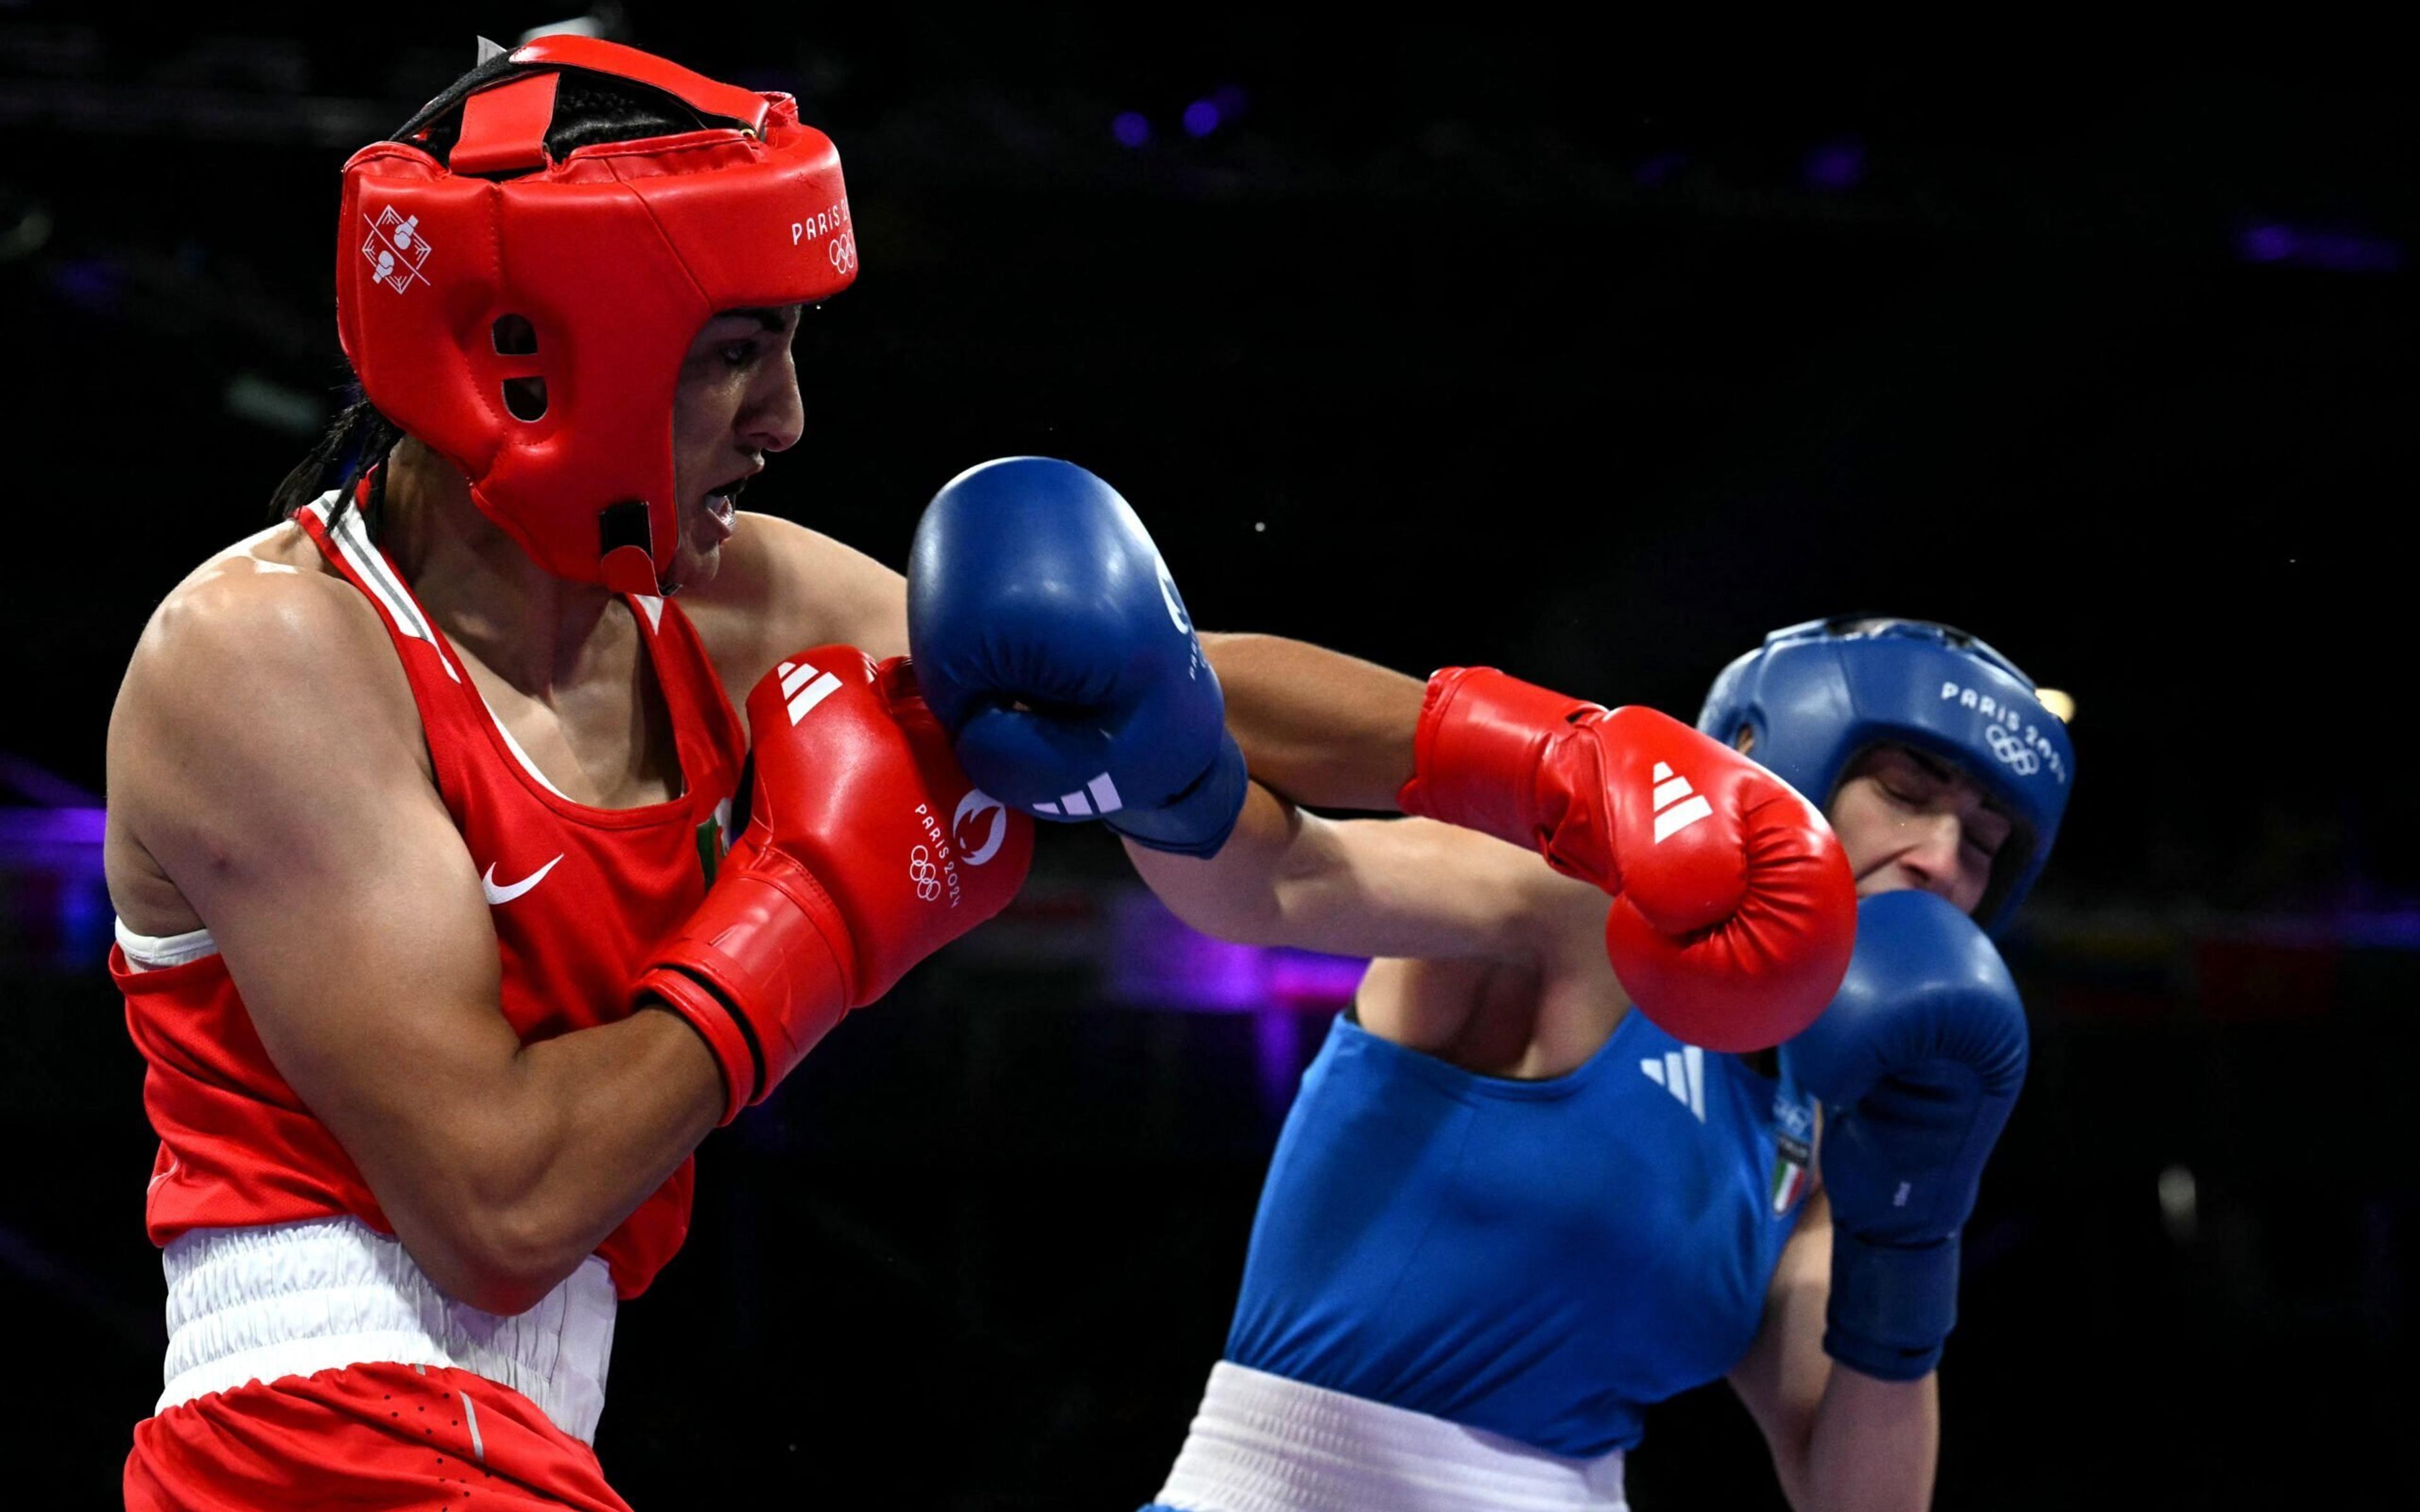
<box><xmin>638</xmin><ymin>648</ymin><xmax>1035</xmax><ymax>1123</ymax></box>
<box><xmin>1398</xmin><ymin>667</ymin><xmax>1855</xmax><ymax>1051</ymax></box>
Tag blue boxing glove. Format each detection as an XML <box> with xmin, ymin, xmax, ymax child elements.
<box><xmin>1785</xmin><ymin>888</ymin><xmax>2028</xmax><ymax>1382</ymax></box>
<box><xmin>906</xmin><ymin>457</ymin><xmax>1247</xmax><ymax>857</ymax></box>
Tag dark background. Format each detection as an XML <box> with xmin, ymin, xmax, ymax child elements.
<box><xmin>1</xmin><ymin>8</ymin><xmax>2412</xmax><ymax>1507</ymax></box>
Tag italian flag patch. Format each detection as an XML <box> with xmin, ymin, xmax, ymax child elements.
<box><xmin>1770</xmin><ymin>1132</ymin><xmax>1813</xmax><ymax>1216</ymax></box>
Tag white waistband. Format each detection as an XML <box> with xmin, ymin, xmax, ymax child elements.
<box><xmin>1154</xmin><ymin>1362</ymin><xmax>1628</xmax><ymax>1512</ymax></box>
<box><xmin>117</xmin><ymin>915</ymin><xmax>219</xmax><ymax>970</ymax></box>
<box><xmin>159</xmin><ymin>1216</ymin><xmax>616</xmax><ymax>1445</ymax></box>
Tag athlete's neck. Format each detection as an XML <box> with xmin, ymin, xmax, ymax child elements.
<box><xmin>377</xmin><ymin>440</ymin><xmax>624</xmax><ymax>694</ymax></box>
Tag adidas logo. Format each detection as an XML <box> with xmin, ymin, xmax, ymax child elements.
<box><xmin>1031</xmin><ymin>772</ymin><xmax>1124</xmax><ymax>818</ymax></box>
<box><xmin>1651</xmin><ymin>761</ymin><xmax>1714</xmax><ymax>844</ymax></box>
<box><xmin>777</xmin><ymin>660</ymin><xmax>843</xmax><ymax>726</ymax></box>
<box><xmin>1640</xmin><ymin>1043</ymin><xmax>1707</xmax><ymax>1121</ymax></box>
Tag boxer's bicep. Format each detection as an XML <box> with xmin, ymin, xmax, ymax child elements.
<box><xmin>119</xmin><ymin>575</ymin><xmax>530</xmax><ymax>1273</ymax></box>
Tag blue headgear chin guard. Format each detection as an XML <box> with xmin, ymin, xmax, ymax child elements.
<box><xmin>1696</xmin><ymin>617</ymin><xmax>2074</xmax><ymax>932</ymax></box>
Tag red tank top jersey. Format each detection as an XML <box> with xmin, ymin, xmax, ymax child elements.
<box><xmin>113</xmin><ymin>491</ymin><xmax>748</xmax><ymax>1299</ymax></box>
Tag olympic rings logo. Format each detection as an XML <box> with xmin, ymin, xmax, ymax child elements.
<box><xmin>1984</xmin><ymin>724</ymin><xmax>2039</xmax><ymax>775</ymax></box>
<box><xmin>909</xmin><ymin>845</ymin><xmax>941</xmax><ymax>901</ymax></box>
<box><xmin>828</xmin><ymin>232</ymin><xmax>857</xmax><ymax>274</ymax></box>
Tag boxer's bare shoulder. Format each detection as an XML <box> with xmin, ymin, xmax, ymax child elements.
<box><xmin>680</xmin><ymin>508</ymin><xmax>908</xmax><ymax>707</ymax></box>
<box><xmin>118</xmin><ymin>518</ymin><xmax>412</xmax><ymax>742</ymax></box>
<box><xmin>105</xmin><ymin>518</ymin><xmax>430</xmax><ymax>936</ymax></box>
<box><xmin>1357</xmin><ymin>864</ymin><xmax>1627</xmax><ymax>1078</ymax></box>
<box><xmin>134</xmin><ymin>517</ymin><xmax>370</xmax><ymax>647</ymax></box>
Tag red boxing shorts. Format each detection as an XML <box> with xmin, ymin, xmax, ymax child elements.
<box><xmin>125</xmin><ymin>1361</ymin><xmax>633</xmax><ymax>1511</ymax></box>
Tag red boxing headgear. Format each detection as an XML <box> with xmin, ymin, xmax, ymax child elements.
<box><xmin>335</xmin><ymin>36</ymin><xmax>857</xmax><ymax>593</ymax></box>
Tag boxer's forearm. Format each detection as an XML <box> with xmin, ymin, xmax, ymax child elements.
<box><xmin>1124</xmin><ymin>781</ymin><xmax>1576</xmax><ymax>965</ymax></box>
<box><xmin>1801</xmin><ymin>1365</ymin><xmax>1937</xmax><ymax>1512</ymax></box>
<box><xmin>390</xmin><ymin>1007</ymin><xmax>723</xmax><ymax>1317</ymax></box>
<box><xmin>1201</xmin><ymin>633</ymin><xmax>1424</xmax><ymax>811</ymax></box>
<box><xmin>1122</xmin><ymin>781</ymin><xmax>1303</xmax><ymax>944</ymax></box>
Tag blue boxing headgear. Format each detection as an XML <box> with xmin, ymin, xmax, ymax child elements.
<box><xmin>1696</xmin><ymin>617</ymin><xmax>2073</xmax><ymax>932</ymax></box>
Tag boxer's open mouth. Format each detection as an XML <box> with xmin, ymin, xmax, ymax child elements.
<box><xmin>701</xmin><ymin>471</ymin><xmax>754</xmax><ymax>533</ymax></box>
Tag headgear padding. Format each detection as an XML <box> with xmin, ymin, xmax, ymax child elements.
<box><xmin>336</xmin><ymin>35</ymin><xmax>857</xmax><ymax>593</ymax></box>
<box><xmin>1697</xmin><ymin>617</ymin><xmax>2073</xmax><ymax>931</ymax></box>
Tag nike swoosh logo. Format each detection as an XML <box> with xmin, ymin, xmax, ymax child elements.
<box><xmin>481</xmin><ymin>854</ymin><xmax>563</xmax><ymax>906</ymax></box>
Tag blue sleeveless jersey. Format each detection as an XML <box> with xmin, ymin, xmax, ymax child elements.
<box><xmin>1224</xmin><ymin>1007</ymin><xmax>1818</xmax><ymax>1457</ymax></box>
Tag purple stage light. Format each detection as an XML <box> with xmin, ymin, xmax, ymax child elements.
<box><xmin>1182</xmin><ymin>100</ymin><xmax>1221</xmax><ymax>138</ymax></box>
<box><xmin>2237</xmin><ymin>222</ymin><xmax>2403</xmax><ymax>273</ymax></box>
<box><xmin>2238</xmin><ymin>224</ymin><xmax>2296</xmax><ymax>263</ymax></box>
<box><xmin>2339</xmin><ymin>910</ymin><xmax>2420</xmax><ymax>950</ymax></box>
<box><xmin>1167</xmin><ymin>928</ymin><xmax>1268</xmax><ymax>1011</ymax></box>
<box><xmin>1634</xmin><ymin>151</ymin><xmax>1686</xmax><ymax>187</ymax></box>
<box><xmin>1802</xmin><ymin>139</ymin><xmax>1866</xmax><ymax>192</ymax></box>
<box><xmin>50</xmin><ymin>257</ymin><xmax>122</xmax><ymax>312</ymax></box>
<box><xmin>0</xmin><ymin>805</ymin><xmax>111</xmax><ymax>973</ymax></box>
<box><xmin>2298</xmin><ymin>231</ymin><xmax>2403</xmax><ymax>273</ymax></box>
<box><xmin>1211</xmin><ymin>84</ymin><xmax>1249</xmax><ymax>117</ymax></box>
<box><xmin>1109</xmin><ymin>887</ymin><xmax>1366</xmax><ymax>1014</ymax></box>
<box><xmin>0</xmin><ymin>756</ymin><xmax>112</xmax><ymax>971</ymax></box>
<box><xmin>1255</xmin><ymin>1008</ymin><xmax>1305</xmax><ymax>1114</ymax></box>
<box><xmin>1107</xmin><ymin>889</ymin><xmax>1259</xmax><ymax>1009</ymax></box>
<box><xmin>1113</xmin><ymin>112</ymin><xmax>1151</xmax><ymax>148</ymax></box>
<box><xmin>0</xmin><ymin>806</ymin><xmax>107</xmax><ymax>847</ymax></box>
<box><xmin>1269</xmin><ymin>951</ymin><xmax>1369</xmax><ymax>1007</ymax></box>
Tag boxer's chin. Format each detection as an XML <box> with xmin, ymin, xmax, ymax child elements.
<box><xmin>660</xmin><ymin>541</ymin><xmax>717</xmax><ymax>598</ymax></box>
<box><xmin>659</xmin><ymin>501</ymin><xmax>732</xmax><ymax>596</ymax></box>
